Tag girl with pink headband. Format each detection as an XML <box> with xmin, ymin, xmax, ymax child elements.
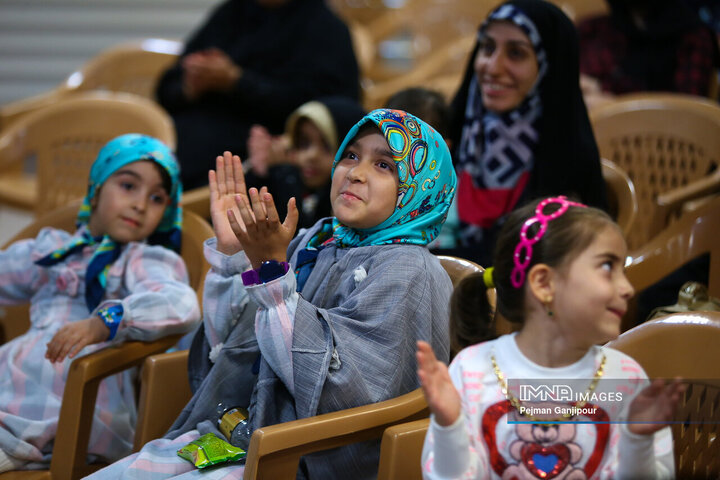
<box><xmin>417</xmin><ymin>196</ymin><xmax>684</xmax><ymax>479</ymax></box>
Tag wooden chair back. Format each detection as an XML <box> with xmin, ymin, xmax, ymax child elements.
<box><xmin>67</xmin><ymin>39</ymin><xmax>181</xmax><ymax>99</ymax></box>
<box><xmin>606</xmin><ymin>312</ymin><xmax>720</xmax><ymax>478</ymax></box>
<box><xmin>377</xmin><ymin>418</ymin><xmax>429</xmax><ymax>480</ymax></box>
<box><xmin>181</xmin><ymin>186</ymin><xmax>210</xmax><ymax>220</ymax></box>
<box><xmin>601</xmin><ymin>157</ymin><xmax>638</xmax><ymax>239</ymax></box>
<box><xmin>547</xmin><ymin>0</ymin><xmax>608</xmax><ymax>22</ymax></box>
<box><xmin>0</xmin><ymin>91</ymin><xmax>175</xmax><ymax>214</ymax></box>
<box><xmin>134</xmin><ymin>350</ymin><xmax>192</xmax><ymax>451</ymax></box>
<box><xmin>589</xmin><ymin>93</ymin><xmax>720</xmax><ymax>249</ymax></box>
<box><xmin>0</xmin><ymin>39</ymin><xmax>181</xmax><ymax>131</ymax></box>
<box><xmin>363</xmin><ymin>33</ymin><xmax>475</xmax><ymax>110</ymax></box>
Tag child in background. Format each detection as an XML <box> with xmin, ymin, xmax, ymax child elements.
<box><xmin>90</xmin><ymin>109</ymin><xmax>456</xmax><ymax>479</ymax></box>
<box><xmin>245</xmin><ymin>96</ymin><xmax>365</xmax><ymax>229</ymax></box>
<box><xmin>418</xmin><ymin>196</ymin><xmax>683</xmax><ymax>479</ymax></box>
<box><xmin>0</xmin><ymin>134</ymin><xmax>201</xmax><ymax>472</ymax></box>
<box><xmin>386</xmin><ymin>87</ymin><xmax>450</xmax><ymax>140</ymax></box>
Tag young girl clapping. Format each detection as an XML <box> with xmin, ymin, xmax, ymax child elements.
<box><xmin>418</xmin><ymin>197</ymin><xmax>683</xmax><ymax>479</ymax></box>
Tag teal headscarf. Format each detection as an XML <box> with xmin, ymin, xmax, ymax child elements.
<box><xmin>330</xmin><ymin>109</ymin><xmax>457</xmax><ymax>247</ymax></box>
<box><xmin>77</xmin><ymin>133</ymin><xmax>183</xmax><ymax>249</ymax></box>
<box><xmin>36</xmin><ymin>133</ymin><xmax>182</xmax><ymax>312</ymax></box>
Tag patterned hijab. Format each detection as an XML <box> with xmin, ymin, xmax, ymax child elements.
<box><xmin>330</xmin><ymin>109</ymin><xmax>457</xmax><ymax>247</ymax></box>
<box><xmin>36</xmin><ymin>134</ymin><xmax>182</xmax><ymax>312</ymax></box>
<box><xmin>455</xmin><ymin>3</ymin><xmax>548</xmax><ymax>229</ymax></box>
<box><xmin>450</xmin><ymin>0</ymin><xmax>606</xmax><ymax>235</ymax></box>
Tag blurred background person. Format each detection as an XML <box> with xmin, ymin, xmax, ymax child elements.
<box><xmin>245</xmin><ymin>96</ymin><xmax>365</xmax><ymax>230</ymax></box>
<box><xmin>579</xmin><ymin>0</ymin><xmax>719</xmax><ymax>107</ymax></box>
<box><xmin>155</xmin><ymin>0</ymin><xmax>360</xmax><ymax>190</ymax></box>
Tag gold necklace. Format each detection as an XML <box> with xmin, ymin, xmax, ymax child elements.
<box><xmin>490</xmin><ymin>352</ymin><xmax>606</xmax><ymax>422</ymax></box>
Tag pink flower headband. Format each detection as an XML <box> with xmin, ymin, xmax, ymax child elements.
<box><xmin>511</xmin><ymin>196</ymin><xmax>587</xmax><ymax>288</ymax></box>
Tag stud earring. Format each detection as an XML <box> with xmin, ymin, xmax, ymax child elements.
<box><xmin>544</xmin><ymin>296</ymin><xmax>553</xmax><ymax>317</ymax></box>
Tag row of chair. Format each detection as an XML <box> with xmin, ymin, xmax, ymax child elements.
<box><xmin>0</xmin><ymin>224</ymin><xmax>487</xmax><ymax>479</ymax></box>
<box><xmin>1</xmin><ymin>191</ymin><xmax>719</xmax><ymax>478</ymax></box>
<box><xmin>2</xmin><ymin>86</ymin><xmax>717</xmax><ymax>263</ymax></box>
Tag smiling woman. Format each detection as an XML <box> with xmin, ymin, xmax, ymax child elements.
<box><xmin>474</xmin><ymin>21</ymin><xmax>539</xmax><ymax>113</ymax></box>
<box><xmin>444</xmin><ymin>0</ymin><xmax>608</xmax><ymax>266</ymax></box>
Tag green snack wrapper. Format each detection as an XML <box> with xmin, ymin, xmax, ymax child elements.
<box><xmin>177</xmin><ymin>432</ymin><xmax>247</xmax><ymax>468</ymax></box>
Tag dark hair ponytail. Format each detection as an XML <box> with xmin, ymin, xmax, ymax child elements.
<box><xmin>449</xmin><ymin>271</ymin><xmax>497</xmax><ymax>357</ymax></box>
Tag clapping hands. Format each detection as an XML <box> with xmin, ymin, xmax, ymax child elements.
<box><xmin>208</xmin><ymin>151</ymin><xmax>298</xmax><ymax>267</ymax></box>
<box><xmin>228</xmin><ymin>186</ymin><xmax>298</xmax><ymax>270</ymax></box>
<box><xmin>247</xmin><ymin>125</ymin><xmax>293</xmax><ymax>178</ymax></box>
<box><xmin>627</xmin><ymin>378</ymin><xmax>686</xmax><ymax>435</ymax></box>
<box><xmin>417</xmin><ymin>340</ymin><xmax>461</xmax><ymax>427</ymax></box>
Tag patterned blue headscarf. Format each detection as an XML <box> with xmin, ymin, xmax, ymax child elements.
<box><xmin>330</xmin><ymin>109</ymin><xmax>457</xmax><ymax>247</ymax></box>
<box><xmin>36</xmin><ymin>134</ymin><xmax>182</xmax><ymax>312</ymax></box>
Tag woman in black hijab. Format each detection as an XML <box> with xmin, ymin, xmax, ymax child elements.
<box><xmin>156</xmin><ymin>0</ymin><xmax>360</xmax><ymax>189</ymax></box>
<box><xmin>446</xmin><ymin>0</ymin><xmax>607</xmax><ymax>266</ymax></box>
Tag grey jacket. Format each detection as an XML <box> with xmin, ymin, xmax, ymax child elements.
<box><xmin>167</xmin><ymin>219</ymin><xmax>452</xmax><ymax>479</ymax></box>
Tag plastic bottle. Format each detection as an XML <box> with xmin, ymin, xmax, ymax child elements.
<box><xmin>216</xmin><ymin>402</ymin><xmax>252</xmax><ymax>451</ymax></box>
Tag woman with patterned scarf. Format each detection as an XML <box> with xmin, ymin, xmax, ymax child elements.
<box><xmin>446</xmin><ymin>0</ymin><xmax>608</xmax><ymax>266</ymax></box>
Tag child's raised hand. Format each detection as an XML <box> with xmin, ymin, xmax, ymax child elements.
<box><xmin>209</xmin><ymin>152</ymin><xmax>255</xmax><ymax>256</ymax></box>
<box><xmin>627</xmin><ymin>378</ymin><xmax>686</xmax><ymax>435</ymax></box>
<box><xmin>45</xmin><ymin>317</ymin><xmax>110</xmax><ymax>364</ymax></box>
<box><xmin>228</xmin><ymin>187</ymin><xmax>298</xmax><ymax>269</ymax></box>
<box><xmin>417</xmin><ymin>340</ymin><xmax>461</xmax><ymax>427</ymax></box>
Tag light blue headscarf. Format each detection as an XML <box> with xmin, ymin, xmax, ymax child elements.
<box><xmin>77</xmin><ymin>133</ymin><xmax>183</xmax><ymax>251</ymax></box>
<box><xmin>330</xmin><ymin>109</ymin><xmax>457</xmax><ymax>247</ymax></box>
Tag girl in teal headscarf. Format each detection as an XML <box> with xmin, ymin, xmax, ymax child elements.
<box><xmin>38</xmin><ymin>133</ymin><xmax>184</xmax><ymax>315</ymax></box>
<box><xmin>0</xmin><ymin>134</ymin><xmax>199</xmax><ymax>472</ymax></box>
<box><xmin>228</xmin><ymin>108</ymin><xmax>457</xmax><ymax>278</ymax></box>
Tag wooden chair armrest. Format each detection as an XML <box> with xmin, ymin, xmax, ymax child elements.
<box><xmin>649</xmin><ymin>169</ymin><xmax>720</xmax><ymax>234</ymax></box>
<box><xmin>377</xmin><ymin>418</ymin><xmax>430</xmax><ymax>480</ymax></box>
<box><xmin>243</xmin><ymin>388</ymin><xmax>429</xmax><ymax>480</ymax></box>
<box><xmin>656</xmin><ymin>169</ymin><xmax>720</xmax><ymax>208</ymax></box>
<box><xmin>134</xmin><ymin>350</ymin><xmax>191</xmax><ymax>451</ymax></box>
<box><xmin>627</xmin><ymin>196</ymin><xmax>720</xmax><ymax>295</ymax></box>
<box><xmin>49</xmin><ymin>334</ymin><xmax>182</xmax><ymax>480</ymax></box>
